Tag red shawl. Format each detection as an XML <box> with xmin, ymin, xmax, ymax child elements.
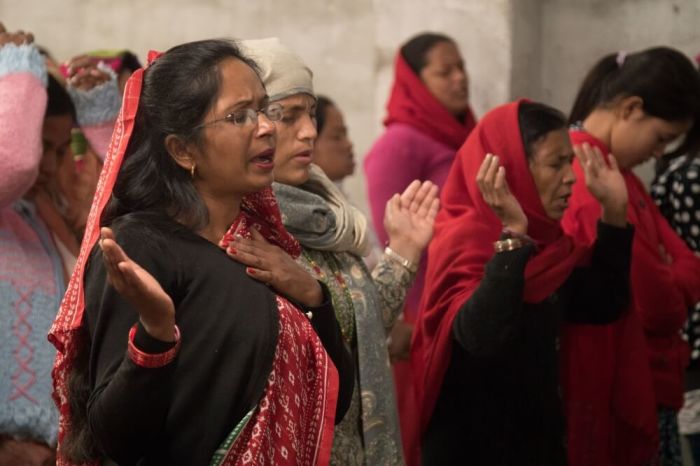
<box><xmin>561</xmin><ymin>129</ymin><xmax>700</xmax><ymax>465</ymax></box>
<box><xmin>411</xmin><ymin>100</ymin><xmax>590</xmax><ymax>440</ymax></box>
<box><xmin>384</xmin><ymin>53</ymin><xmax>476</xmax><ymax>150</ymax></box>
<box><xmin>49</xmin><ymin>51</ymin><xmax>337</xmax><ymax>465</ymax></box>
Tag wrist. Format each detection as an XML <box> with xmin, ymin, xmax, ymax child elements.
<box><xmin>493</xmin><ymin>237</ymin><xmax>529</xmax><ymax>253</ymax></box>
<box><xmin>384</xmin><ymin>246</ymin><xmax>419</xmax><ymax>273</ymax></box>
<box><xmin>601</xmin><ymin>203</ymin><xmax>627</xmax><ymax>228</ymax></box>
<box><xmin>503</xmin><ymin>221</ymin><xmax>528</xmax><ymax>237</ymax></box>
<box><xmin>128</xmin><ymin>324</ymin><xmax>181</xmax><ymax>368</ymax></box>
<box><xmin>140</xmin><ymin>317</ymin><xmax>177</xmax><ymax>342</ymax></box>
<box><xmin>502</xmin><ymin>227</ymin><xmax>533</xmax><ymax>242</ymax></box>
<box><xmin>301</xmin><ymin>279</ymin><xmax>323</xmax><ymax>307</ymax></box>
<box><xmin>387</xmin><ymin>239</ymin><xmax>422</xmax><ymax>264</ymax></box>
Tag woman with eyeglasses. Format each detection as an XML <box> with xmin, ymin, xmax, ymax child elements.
<box><xmin>49</xmin><ymin>39</ymin><xmax>353</xmax><ymax>465</ymax></box>
<box><xmin>228</xmin><ymin>38</ymin><xmax>439</xmax><ymax>466</ymax></box>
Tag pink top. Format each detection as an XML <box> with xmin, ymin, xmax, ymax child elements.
<box><xmin>83</xmin><ymin>121</ymin><xmax>115</xmax><ymax>160</ymax></box>
<box><xmin>364</xmin><ymin>123</ymin><xmax>457</xmax><ymax>320</ymax></box>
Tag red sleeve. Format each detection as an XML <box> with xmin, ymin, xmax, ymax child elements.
<box><xmin>561</xmin><ymin>161</ymin><xmax>599</xmax><ymax>246</ymax></box>
<box><xmin>655</xmin><ymin>205</ymin><xmax>700</xmax><ymax>306</ymax></box>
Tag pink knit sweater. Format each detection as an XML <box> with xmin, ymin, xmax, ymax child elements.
<box><xmin>0</xmin><ymin>72</ymin><xmax>46</xmax><ymax>208</ymax></box>
<box><xmin>0</xmin><ymin>45</ymin><xmax>116</xmax><ymax>446</ymax></box>
<box><xmin>0</xmin><ymin>51</ymin><xmax>62</xmax><ymax>445</ymax></box>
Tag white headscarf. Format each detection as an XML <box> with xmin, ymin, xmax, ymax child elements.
<box><xmin>240</xmin><ymin>37</ymin><xmax>314</xmax><ymax>101</ymax></box>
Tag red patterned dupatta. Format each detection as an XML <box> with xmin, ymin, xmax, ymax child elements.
<box><xmin>216</xmin><ymin>195</ymin><xmax>338</xmax><ymax>466</ymax></box>
<box><xmin>209</xmin><ymin>292</ymin><xmax>337</xmax><ymax>466</ymax></box>
<box><xmin>49</xmin><ymin>51</ymin><xmax>338</xmax><ymax>466</ymax></box>
<box><xmin>48</xmin><ymin>53</ymin><xmax>155</xmax><ymax>466</ymax></box>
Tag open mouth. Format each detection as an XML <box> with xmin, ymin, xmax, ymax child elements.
<box><xmin>251</xmin><ymin>149</ymin><xmax>274</xmax><ymax>169</ymax></box>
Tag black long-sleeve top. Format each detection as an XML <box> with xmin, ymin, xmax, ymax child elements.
<box><xmin>422</xmin><ymin>222</ymin><xmax>634</xmax><ymax>466</ymax></box>
<box><xmin>81</xmin><ymin>217</ymin><xmax>354</xmax><ymax>465</ymax></box>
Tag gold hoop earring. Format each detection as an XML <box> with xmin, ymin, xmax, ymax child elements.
<box><xmin>190</xmin><ymin>164</ymin><xmax>196</xmax><ymax>179</ymax></box>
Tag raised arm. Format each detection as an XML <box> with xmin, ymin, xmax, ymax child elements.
<box><xmin>65</xmin><ymin>56</ymin><xmax>121</xmax><ymax>160</ymax></box>
<box><xmin>563</xmin><ymin>221</ymin><xmax>634</xmax><ymax>323</ymax></box>
<box><xmin>372</xmin><ymin>180</ymin><xmax>439</xmax><ymax>329</ymax></box>
<box><xmin>85</xmin><ymin>227</ymin><xmax>179</xmax><ymax>463</ymax></box>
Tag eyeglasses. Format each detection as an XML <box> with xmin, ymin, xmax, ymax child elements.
<box><xmin>195</xmin><ymin>103</ymin><xmax>283</xmax><ymax>129</ymax></box>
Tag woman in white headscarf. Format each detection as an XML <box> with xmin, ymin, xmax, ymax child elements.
<box><xmin>226</xmin><ymin>38</ymin><xmax>439</xmax><ymax>465</ymax></box>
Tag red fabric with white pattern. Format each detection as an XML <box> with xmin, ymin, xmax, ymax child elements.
<box><xmin>49</xmin><ymin>52</ymin><xmax>155</xmax><ymax>466</ymax></box>
<box><xmin>218</xmin><ymin>296</ymin><xmax>337</xmax><ymax>466</ymax></box>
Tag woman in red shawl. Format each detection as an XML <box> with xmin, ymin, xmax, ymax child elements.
<box><xmin>48</xmin><ymin>39</ymin><xmax>353</xmax><ymax>465</ymax></box>
<box><xmin>412</xmin><ymin>100</ymin><xmax>632</xmax><ymax>465</ymax></box>
<box><xmin>363</xmin><ymin>33</ymin><xmax>477</xmax><ymax>461</ymax></box>
<box><xmin>562</xmin><ymin>47</ymin><xmax>700</xmax><ymax>466</ymax></box>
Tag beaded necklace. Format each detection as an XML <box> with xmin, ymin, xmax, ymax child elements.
<box><xmin>302</xmin><ymin>250</ymin><xmax>356</xmax><ymax>343</ymax></box>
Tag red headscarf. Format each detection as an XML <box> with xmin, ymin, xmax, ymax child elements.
<box><xmin>411</xmin><ymin>100</ymin><xmax>590</xmax><ymax>437</ymax></box>
<box><xmin>384</xmin><ymin>53</ymin><xmax>476</xmax><ymax>150</ymax></box>
<box><xmin>48</xmin><ymin>50</ymin><xmax>304</xmax><ymax>464</ymax></box>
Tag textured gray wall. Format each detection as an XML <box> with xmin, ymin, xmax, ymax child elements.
<box><xmin>535</xmin><ymin>0</ymin><xmax>700</xmax><ymax>185</ymax></box>
<box><xmin>1</xmin><ymin>0</ymin><xmax>514</xmax><ymax>214</ymax></box>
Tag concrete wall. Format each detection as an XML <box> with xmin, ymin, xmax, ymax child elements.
<box><xmin>509</xmin><ymin>0</ymin><xmax>543</xmax><ymax>102</ymax></box>
<box><xmin>538</xmin><ymin>0</ymin><xmax>700</xmax><ymax>112</ymax></box>
<box><xmin>0</xmin><ymin>0</ymin><xmax>515</xmax><ymax>214</ymax></box>
<box><xmin>369</xmin><ymin>0</ymin><xmax>513</xmax><ymax>216</ymax></box>
<box><xmin>2</xmin><ymin>0</ymin><xmax>698</xmax><ymax>206</ymax></box>
<box><xmin>533</xmin><ymin>0</ymin><xmax>700</xmax><ymax>184</ymax></box>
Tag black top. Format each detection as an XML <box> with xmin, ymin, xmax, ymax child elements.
<box><xmin>82</xmin><ymin>216</ymin><xmax>354</xmax><ymax>465</ymax></box>
<box><xmin>422</xmin><ymin>222</ymin><xmax>634</xmax><ymax>466</ymax></box>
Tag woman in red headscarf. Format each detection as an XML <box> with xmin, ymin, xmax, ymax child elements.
<box><xmin>49</xmin><ymin>39</ymin><xmax>353</xmax><ymax>466</ymax></box>
<box><xmin>412</xmin><ymin>100</ymin><xmax>632</xmax><ymax>465</ymax></box>
<box><xmin>363</xmin><ymin>33</ymin><xmax>476</xmax><ymax>461</ymax></box>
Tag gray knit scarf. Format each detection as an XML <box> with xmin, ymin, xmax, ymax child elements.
<box><xmin>273</xmin><ymin>164</ymin><xmax>370</xmax><ymax>256</ymax></box>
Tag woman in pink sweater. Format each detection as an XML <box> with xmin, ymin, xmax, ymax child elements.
<box><xmin>363</xmin><ymin>32</ymin><xmax>476</xmax><ymax>463</ymax></box>
<box><xmin>0</xmin><ymin>25</ymin><xmax>118</xmax><ymax>465</ymax></box>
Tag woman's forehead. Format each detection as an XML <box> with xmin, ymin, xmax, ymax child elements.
<box><xmin>531</xmin><ymin>129</ymin><xmax>572</xmax><ymax>160</ymax></box>
<box><xmin>216</xmin><ymin>59</ymin><xmax>267</xmax><ymax>106</ymax></box>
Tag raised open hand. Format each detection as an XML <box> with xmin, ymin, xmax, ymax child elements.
<box><xmin>65</xmin><ymin>55</ymin><xmax>112</xmax><ymax>91</ymax></box>
<box><xmin>99</xmin><ymin>227</ymin><xmax>176</xmax><ymax>341</ymax></box>
<box><xmin>226</xmin><ymin>228</ymin><xmax>323</xmax><ymax>307</ymax></box>
<box><xmin>384</xmin><ymin>180</ymin><xmax>440</xmax><ymax>264</ymax></box>
<box><xmin>476</xmin><ymin>153</ymin><xmax>528</xmax><ymax>235</ymax></box>
<box><xmin>0</xmin><ymin>24</ymin><xmax>35</xmax><ymax>47</ymax></box>
<box><xmin>575</xmin><ymin>143</ymin><xmax>628</xmax><ymax>227</ymax></box>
